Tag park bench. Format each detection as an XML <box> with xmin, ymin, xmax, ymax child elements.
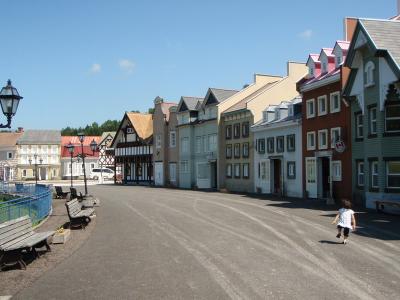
<box><xmin>0</xmin><ymin>216</ymin><xmax>54</xmax><ymax>270</ymax></box>
<box><xmin>375</xmin><ymin>200</ymin><xmax>400</xmax><ymax>214</ymax></box>
<box><xmin>70</xmin><ymin>187</ymin><xmax>100</xmax><ymax>207</ymax></box>
<box><xmin>65</xmin><ymin>199</ymin><xmax>95</xmax><ymax>229</ymax></box>
<box><xmin>55</xmin><ymin>186</ymin><xmax>69</xmax><ymax>199</ymax></box>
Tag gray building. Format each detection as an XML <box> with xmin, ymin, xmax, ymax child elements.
<box><xmin>344</xmin><ymin>19</ymin><xmax>400</xmax><ymax>208</ymax></box>
<box><xmin>0</xmin><ymin>131</ymin><xmax>23</xmax><ymax>181</ymax></box>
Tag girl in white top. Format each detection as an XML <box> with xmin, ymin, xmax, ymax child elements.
<box><xmin>332</xmin><ymin>199</ymin><xmax>356</xmax><ymax>244</ymax></box>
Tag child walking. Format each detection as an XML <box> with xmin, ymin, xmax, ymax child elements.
<box><xmin>332</xmin><ymin>199</ymin><xmax>356</xmax><ymax>244</ymax></box>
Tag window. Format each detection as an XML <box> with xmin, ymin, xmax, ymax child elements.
<box><xmin>387</xmin><ymin>161</ymin><xmax>400</xmax><ymax>189</ymax></box>
<box><xmin>181</xmin><ymin>137</ymin><xmax>189</xmax><ymax>154</ymax></box>
<box><xmin>196</xmin><ymin>136</ymin><xmax>202</xmax><ymax>153</ymax></box>
<box><xmin>243</xmin><ymin>164</ymin><xmax>249</xmax><ymax>179</ymax></box>
<box><xmin>385</xmin><ymin>104</ymin><xmax>400</xmax><ymax>132</ymax></box>
<box><xmin>357</xmin><ymin>161</ymin><xmax>364</xmax><ymax>187</ymax></box>
<box><xmin>287</xmin><ymin>135</ymin><xmax>295</xmax><ymax>152</ymax></box>
<box><xmin>234</xmin><ymin>164</ymin><xmax>241</xmax><ymax>178</ymax></box>
<box><xmin>371</xmin><ymin>161</ymin><xmax>379</xmax><ymax>188</ymax></box>
<box><xmin>226</xmin><ymin>125</ymin><xmax>232</xmax><ymax>139</ymax></box>
<box><xmin>331</xmin><ymin>127</ymin><xmax>341</xmax><ymax>148</ymax></box>
<box><xmin>307</xmin><ymin>132</ymin><xmax>316</xmax><ymax>150</ymax></box>
<box><xmin>242</xmin><ymin>143</ymin><xmax>249</xmax><ymax>158</ymax></box>
<box><xmin>287</xmin><ymin>162</ymin><xmax>296</xmax><ymax>179</ymax></box>
<box><xmin>156</xmin><ymin>134</ymin><xmax>162</xmax><ymax>149</ymax></box>
<box><xmin>306</xmin><ymin>99</ymin><xmax>315</xmax><ymax>118</ymax></box>
<box><xmin>169</xmin><ymin>163</ymin><xmax>177</xmax><ymax>182</ymax></box>
<box><xmin>257</xmin><ymin>139</ymin><xmax>265</xmax><ymax>154</ymax></box>
<box><xmin>225</xmin><ymin>144</ymin><xmax>233</xmax><ymax>158</ymax></box>
<box><xmin>233</xmin><ymin>123</ymin><xmax>240</xmax><ymax>138</ymax></box>
<box><xmin>322</xmin><ymin>62</ymin><xmax>327</xmax><ymax>73</ymax></box>
<box><xmin>318</xmin><ymin>96</ymin><xmax>327</xmax><ymax>116</ymax></box>
<box><xmin>309</xmin><ymin>67</ymin><xmax>314</xmax><ymax>77</ymax></box>
<box><xmin>336</xmin><ymin>55</ymin><xmax>342</xmax><ymax>67</ymax></box>
<box><xmin>330</xmin><ymin>92</ymin><xmax>341</xmax><ymax>113</ymax></box>
<box><xmin>180</xmin><ymin>161</ymin><xmax>189</xmax><ymax>173</ymax></box>
<box><xmin>226</xmin><ymin>164</ymin><xmax>232</xmax><ymax>178</ymax></box>
<box><xmin>22</xmin><ymin>169</ymin><xmax>27</xmax><ymax>177</ymax></box>
<box><xmin>7</xmin><ymin>152</ymin><xmax>13</xmax><ymax>159</ymax></box>
<box><xmin>169</xmin><ymin>131</ymin><xmax>176</xmax><ymax>148</ymax></box>
<box><xmin>332</xmin><ymin>161</ymin><xmax>342</xmax><ymax>181</ymax></box>
<box><xmin>318</xmin><ymin>130</ymin><xmax>328</xmax><ymax>150</ymax></box>
<box><xmin>90</xmin><ymin>163</ymin><xmax>95</xmax><ymax>170</ymax></box>
<box><xmin>260</xmin><ymin>161</ymin><xmax>269</xmax><ymax>180</ymax></box>
<box><xmin>234</xmin><ymin>143</ymin><xmax>240</xmax><ymax>158</ymax></box>
<box><xmin>202</xmin><ymin>136</ymin><xmax>207</xmax><ymax>153</ymax></box>
<box><xmin>208</xmin><ymin>134</ymin><xmax>217</xmax><ymax>152</ymax></box>
<box><xmin>242</xmin><ymin>122</ymin><xmax>250</xmax><ymax>137</ymax></box>
<box><xmin>356</xmin><ymin>113</ymin><xmax>364</xmax><ymax>138</ymax></box>
<box><xmin>369</xmin><ymin>107</ymin><xmax>377</xmax><ymax>135</ymax></box>
<box><xmin>365</xmin><ymin>61</ymin><xmax>375</xmax><ymax>87</ymax></box>
<box><xmin>267</xmin><ymin>137</ymin><xmax>274</xmax><ymax>153</ymax></box>
<box><xmin>276</xmin><ymin>136</ymin><xmax>284</xmax><ymax>153</ymax></box>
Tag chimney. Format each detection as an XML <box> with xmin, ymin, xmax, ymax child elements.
<box><xmin>17</xmin><ymin>127</ymin><xmax>24</xmax><ymax>133</ymax></box>
<box><xmin>344</xmin><ymin>17</ymin><xmax>358</xmax><ymax>42</ymax></box>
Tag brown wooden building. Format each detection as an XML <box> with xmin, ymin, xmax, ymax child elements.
<box><xmin>111</xmin><ymin>112</ymin><xmax>154</xmax><ymax>184</ymax></box>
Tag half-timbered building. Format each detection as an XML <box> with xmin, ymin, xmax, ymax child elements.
<box><xmin>112</xmin><ymin>112</ymin><xmax>154</xmax><ymax>184</ymax></box>
<box><xmin>98</xmin><ymin>131</ymin><xmax>116</xmax><ymax>170</ymax></box>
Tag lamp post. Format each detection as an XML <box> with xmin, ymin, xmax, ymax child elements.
<box><xmin>65</xmin><ymin>142</ymin><xmax>75</xmax><ymax>188</ymax></box>
<box><xmin>77</xmin><ymin>133</ymin><xmax>98</xmax><ymax>195</ymax></box>
<box><xmin>0</xmin><ymin>80</ymin><xmax>23</xmax><ymax>128</ymax></box>
<box><xmin>29</xmin><ymin>154</ymin><xmax>42</xmax><ymax>185</ymax></box>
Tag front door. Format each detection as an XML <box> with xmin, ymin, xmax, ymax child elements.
<box><xmin>40</xmin><ymin>167</ymin><xmax>47</xmax><ymax>181</ymax></box>
<box><xmin>196</xmin><ymin>162</ymin><xmax>211</xmax><ymax>189</ymax></box>
<box><xmin>273</xmin><ymin>159</ymin><xmax>281</xmax><ymax>195</ymax></box>
<box><xmin>154</xmin><ymin>162</ymin><xmax>164</xmax><ymax>186</ymax></box>
<box><xmin>306</xmin><ymin>157</ymin><xmax>317</xmax><ymax>198</ymax></box>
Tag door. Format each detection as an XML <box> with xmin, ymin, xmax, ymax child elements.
<box><xmin>197</xmin><ymin>162</ymin><xmax>211</xmax><ymax>189</ymax></box>
<box><xmin>154</xmin><ymin>162</ymin><xmax>164</xmax><ymax>186</ymax></box>
<box><xmin>169</xmin><ymin>163</ymin><xmax>177</xmax><ymax>184</ymax></box>
<box><xmin>256</xmin><ymin>159</ymin><xmax>270</xmax><ymax>193</ymax></box>
<box><xmin>273</xmin><ymin>159</ymin><xmax>282</xmax><ymax>195</ymax></box>
<box><xmin>306</xmin><ymin>157</ymin><xmax>317</xmax><ymax>198</ymax></box>
<box><xmin>210</xmin><ymin>162</ymin><xmax>217</xmax><ymax>189</ymax></box>
<box><xmin>40</xmin><ymin>167</ymin><xmax>47</xmax><ymax>181</ymax></box>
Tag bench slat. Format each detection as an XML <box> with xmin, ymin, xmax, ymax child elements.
<box><xmin>0</xmin><ymin>231</ymin><xmax>34</xmax><ymax>250</ymax></box>
<box><xmin>0</xmin><ymin>216</ymin><xmax>30</xmax><ymax>231</ymax></box>
<box><xmin>0</xmin><ymin>223</ymin><xmax>32</xmax><ymax>243</ymax></box>
<box><xmin>0</xmin><ymin>218</ymin><xmax>31</xmax><ymax>236</ymax></box>
<box><xmin>6</xmin><ymin>231</ymin><xmax>54</xmax><ymax>250</ymax></box>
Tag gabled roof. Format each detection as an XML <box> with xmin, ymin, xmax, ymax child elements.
<box><xmin>99</xmin><ymin>132</ymin><xmax>116</xmax><ymax>146</ymax></box>
<box><xmin>345</xmin><ymin>19</ymin><xmax>400</xmax><ymax>74</ymax></box>
<box><xmin>177</xmin><ymin>96</ymin><xmax>203</xmax><ymax>112</ymax></box>
<box><xmin>17</xmin><ymin>130</ymin><xmax>61</xmax><ymax>145</ymax></box>
<box><xmin>126</xmin><ymin>112</ymin><xmax>153</xmax><ymax>140</ymax></box>
<box><xmin>335</xmin><ymin>40</ymin><xmax>350</xmax><ymax>51</ymax></box>
<box><xmin>60</xmin><ymin>136</ymin><xmax>102</xmax><ymax>158</ymax></box>
<box><xmin>0</xmin><ymin>132</ymin><xmax>23</xmax><ymax>147</ymax></box>
<box><xmin>307</xmin><ymin>54</ymin><xmax>321</xmax><ymax>64</ymax></box>
<box><xmin>203</xmin><ymin>88</ymin><xmax>239</xmax><ymax>107</ymax></box>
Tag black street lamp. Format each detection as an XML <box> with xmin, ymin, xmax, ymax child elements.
<box><xmin>65</xmin><ymin>142</ymin><xmax>75</xmax><ymax>188</ymax></box>
<box><xmin>29</xmin><ymin>154</ymin><xmax>42</xmax><ymax>185</ymax></box>
<box><xmin>0</xmin><ymin>80</ymin><xmax>23</xmax><ymax>128</ymax></box>
<box><xmin>77</xmin><ymin>133</ymin><xmax>98</xmax><ymax>195</ymax></box>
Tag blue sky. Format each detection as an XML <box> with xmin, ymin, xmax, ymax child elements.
<box><xmin>0</xmin><ymin>0</ymin><xmax>396</xmax><ymax>130</ymax></box>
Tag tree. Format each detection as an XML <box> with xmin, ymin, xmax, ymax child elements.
<box><xmin>61</xmin><ymin>119</ymin><xmax>120</xmax><ymax>136</ymax></box>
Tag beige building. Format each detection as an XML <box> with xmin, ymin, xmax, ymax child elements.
<box><xmin>219</xmin><ymin>62</ymin><xmax>307</xmax><ymax>193</ymax></box>
<box><xmin>0</xmin><ymin>131</ymin><xmax>23</xmax><ymax>181</ymax></box>
<box><xmin>153</xmin><ymin>97</ymin><xmax>179</xmax><ymax>186</ymax></box>
<box><xmin>16</xmin><ymin>130</ymin><xmax>62</xmax><ymax>181</ymax></box>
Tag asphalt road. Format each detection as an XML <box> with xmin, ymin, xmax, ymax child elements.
<box><xmin>14</xmin><ymin>185</ymin><xmax>400</xmax><ymax>300</ymax></box>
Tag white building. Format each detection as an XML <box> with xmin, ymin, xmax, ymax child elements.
<box><xmin>252</xmin><ymin>97</ymin><xmax>303</xmax><ymax>198</ymax></box>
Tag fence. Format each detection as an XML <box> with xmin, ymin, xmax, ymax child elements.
<box><xmin>0</xmin><ymin>183</ymin><xmax>53</xmax><ymax>225</ymax></box>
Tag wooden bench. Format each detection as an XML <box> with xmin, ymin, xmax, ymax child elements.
<box><xmin>375</xmin><ymin>200</ymin><xmax>400</xmax><ymax>213</ymax></box>
<box><xmin>70</xmin><ymin>187</ymin><xmax>100</xmax><ymax>207</ymax></box>
<box><xmin>0</xmin><ymin>216</ymin><xmax>54</xmax><ymax>270</ymax></box>
<box><xmin>55</xmin><ymin>186</ymin><xmax>69</xmax><ymax>199</ymax></box>
<box><xmin>65</xmin><ymin>199</ymin><xmax>95</xmax><ymax>229</ymax></box>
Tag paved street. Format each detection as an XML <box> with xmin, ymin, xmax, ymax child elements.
<box><xmin>14</xmin><ymin>185</ymin><xmax>400</xmax><ymax>300</ymax></box>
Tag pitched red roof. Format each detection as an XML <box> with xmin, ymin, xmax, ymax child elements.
<box><xmin>61</xmin><ymin>136</ymin><xmax>101</xmax><ymax>158</ymax></box>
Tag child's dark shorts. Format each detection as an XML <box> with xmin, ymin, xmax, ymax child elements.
<box><xmin>337</xmin><ymin>225</ymin><xmax>350</xmax><ymax>237</ymax></box>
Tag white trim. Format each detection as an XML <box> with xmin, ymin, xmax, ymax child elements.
<box><xmin>306</xmin><ymin>99</ymin><xmax>315</xmax><ymax>119</ymax></box>
<box><xmin>364</xmin><ymin>61</ymin><xmax>375</xmax><ymax>87</ymax></box>
<box><xmin>369</xmin><ymin>107</ymin><xmax>377</xmax><ymax>135</ymax></box>
<box><xmin>299</xmin><ymin>73</ymin><xmax>340</xmax><ymax>93</ymax></box>
<box><xmin>387</xmin><ymin>161</ymin><xmax>400</xmax><ymax>189</ymax></box>
<box><xmin>371</xmin><ymin>160</ymin><xmax>379</xmax><ymax>188</ymax></box>
<box><xmin>357</xmin><ymin>161</ymin><xmax>364</xmax><ymax>186</ymax></box>
<box><xmin>332</xmin><ymin>160</ymin><xmax>342</xmax><ymax>181</ymax></box>
<box><xmin>307</xmin><ymin>131</ymin><xmax>316</xmax><ymax>151</ymax></box>
<box><xmin>330</xmin><ymin>91</ymin><xmax>341</xmax><ymax>113</ymax></box>
<box><xmin>330</xmin><ymin>127</ymin><xmax>341</xmax><ymax>148</ymax></box>
<box><xmin>317</xmin><ymin>95</ymin><xmax>328</xmax><ymax>116</ymax></box>
<box><xmin>318</xmin><ymin>129</ymin><xmax>328</xmax><ymax>150</ymax></box>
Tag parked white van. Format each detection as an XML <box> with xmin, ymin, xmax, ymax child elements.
<box><xmin>89</xmin><ymin>168</ymin><xmax>115</xmax><ymax>180</ymax></box>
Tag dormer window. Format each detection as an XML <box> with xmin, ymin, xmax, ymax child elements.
<box><xmin>275</xmin><ymin>110</ymin><xmax>280</xmax><ymax>120</ymax></box>
<box><xmin>336</xmin><ymin>55</ymin><xmax>342</xmax><ymax>67</ymax></box>
<box><xmin>263</xmin><ymin>111</ymin><xmax>268</xmax><ymax>122</ymax></box>
<box><xmin>309</xmin><ymin>67</ymin><xmax>314</xmax><ymax>77</ymax></box>
<box><xmin>365</xmin><ymin>61</ymin><xmax>375</xmax><ymax>87</ymax></box>
<box><xmin>322</xmin><ymin>62</ymin><xmax>327</xmax><ymax>73</ymax></box>
<box><xmin>288</xmin><ymin>105</ymin><xmax>294</xmax><ymax>116</ymax></box>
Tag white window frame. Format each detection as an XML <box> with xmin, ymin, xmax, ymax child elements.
<box><xmin>226</xmin><ymin>164</ymin><xmax>232</xmax><ymax>178</ymax></box>
<box><xmin>169</xmin><ymin>131</ymin><xmax>176</xmax><ymax>148</ymax></box>
<box><xmin>234</xmin><ymin>164</ymin><xmax>241</xmax><ymax>178</ymax></box>
<box><xmin>332</xmin><ymin>160</ymin><xmax>342</xmax><ymax>181</ymax></box>
<box><xmin>357</xmin><ymin>161</ymin><xmax>364</xmax><ymax>186</ymax></box>
<box><xmin>385</xmin><ymin>104</ymin><xmax>400</xmax><ymax>133</ymax></box>
<box><xmin>7</xmin><ymin>152</ymin><xmax>13</xmax><ymax>159</ymax></box>
<box><xmin>226</xmin><ymin>144</ymin><xmax>232</xmax><ymax>158</ymax></box>
<box><xmin>156</xmin><ymin>134</ymin><xmax>162</xmax><ymax>149</ymax></box>
<box><xmin>306</xmin><ymin>99</ymin><xmax>315</xmax><ymax>119</ymax></box>
<box><xmin>318</xmin><ymin>129</ymin><xmax>328</xmax><ymax>150</ymax></box>
<box><xmin>369</xmin><ymin>107</ymin><xmax>377</xmax><ymax>135</ymax></box>
<box><xmin>365</xmin><ymin>61</ymin><xmax>375</xmax><ymax>87</ymax></box>
<box><xmin>330</xmin><ymin>92</ymin><xmax>341</xmax><ymax>113</ymax></box>
<box><xmin>307</xmin><ymin>131</ymin><xmax>316</xmax><ymax>151</ymax></box>
<box><xmin>195</xmin><ymin>136</ymin><xmax>202</xmax><ymax>154</ymax></box>
<box><xmin>202</xmin><ymin>136</ymin><xmax>207</xmax><ymax>153</ymax></box>
<box><xmin>371</xmin><ymin>161</ymin><xmax>379</xmax><ymax>188</ymax></box>
<box><xmin>22</xmin><ymin>169</ymin><xmax>27</xmax><ymax>177</ymax></box>
<box><xmin>169</xmin><ymin>163</ymin><xmax>177</xmax><ymax>182</ymax></box>
<box><xmin>181</xmin><ymin>137</ymin><xmax>189</xmax><ymax>154</ymax></box>
<box><xmin>180</xmin><ymin>161</ymin><xmax>189</xmax><ymax>173</ymax></box>
<box><xmin>330</xmin><ymin>127</ymin><xmax>341</xmax><ymax>149</ymax></box>
<box><xmin>243</xmin><ymin>163</ymin><xmax>249</xmax><ymax>179</ymax></box>
<box><xmin>356</xmin><ymin>113</ymin><xmax>364</xmax><ymax>138</ymax></box>
<box><xmin>387</xmin><ymin>161</ymin><xmax>400</xmax><ymax>189</ymax></box>
<box><xmin>318</xmin><ymin>96</ymin><xmax>328</xmax><ymax>116</ymax></box>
